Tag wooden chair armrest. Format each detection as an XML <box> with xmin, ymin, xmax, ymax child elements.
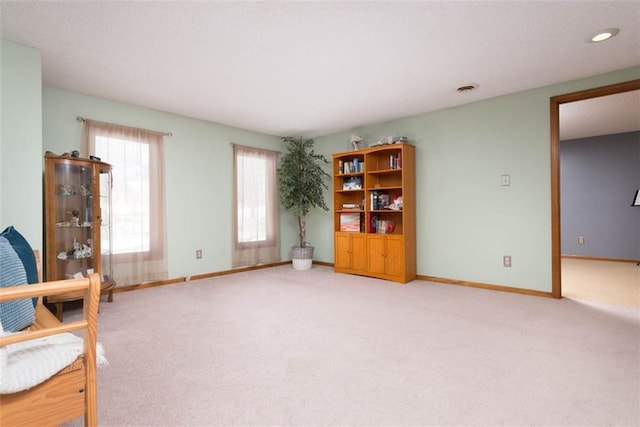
<box><xmin>0</xmin><ymin>274</ymin><xmax>101</xmax><ymax>349</ymax></box>
<box><xmin>0</xmin><ymin>278</ymin><xmax>96</xmax><ymax>302</ymax></box>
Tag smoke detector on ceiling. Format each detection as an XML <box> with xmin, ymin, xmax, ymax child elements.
<box><xmin>456</xmin><ymin>83</ymin><xmax>479</xmax><ymax>93</ymax></box>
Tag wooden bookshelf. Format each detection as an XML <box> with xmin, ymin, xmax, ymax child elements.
<box><xmin>332</xmin><ymin>143</ymin><xmax>416</xmax><ymax>283</ymax></box>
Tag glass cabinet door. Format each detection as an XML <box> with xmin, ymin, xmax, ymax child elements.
<box><xmin>99</xmin><ymin>165</ymin><xmax>113</xmax><ymax>286</ymax></box>
<box><xmin>51</xmin><ymin>162</ymin><xmax>96</xmax><ymax>281</ymax></box>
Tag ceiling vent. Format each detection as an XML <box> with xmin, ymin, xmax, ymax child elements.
<box><xmin>457</xmin><ymin>83</ymin><xmax>479</xmax><ymax>93</ymax></box>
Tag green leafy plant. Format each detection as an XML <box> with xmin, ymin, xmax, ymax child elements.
<box><xmin>277</xmin><ymin>136</ymin><xmax>331</xmax><ymax>248</ymax></box>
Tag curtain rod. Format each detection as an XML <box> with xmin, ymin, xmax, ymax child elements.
<box><xmin>230</xmin><ymin>142</ymin><xmax>281</xmax><ymax>154</ymax></box>
<box><xmin>76</xmin><ymin>116</ymin><xmax>172</xmax><ymax>137</ymax></box>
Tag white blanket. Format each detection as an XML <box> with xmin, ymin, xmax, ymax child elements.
<box><xmin>0</xmin><ymin>332</ymin><xmax>107</xmax><ymax>394</ymax></box>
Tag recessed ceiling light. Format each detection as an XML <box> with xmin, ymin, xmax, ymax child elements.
<box><xmin>590</xmin><ymin>28</ymin><xmax>620</xmax><ymax>43</ymax></box>
<box><xmin>456</xmin><ymin>83</ymin><xmax>479</xmax><ymax>93</ymax></box>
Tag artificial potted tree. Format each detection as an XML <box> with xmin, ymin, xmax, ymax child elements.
<box><xmin>277</xmin><ymin>136</ymin><xmax>331</xmax><ymax>270</ymax></box>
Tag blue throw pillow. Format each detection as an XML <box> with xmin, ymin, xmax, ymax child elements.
<box><xmin>0</xmin><ymin>226</ymin><xmax>38</xmax><ymax>306</ymax></box>
<box><xmin>1</xmin><ymin>226</ymin><xmax>38</xmax><ymax>284</ymax></box>
<box><xmin>0</xmin><ymin>236</ymin><xmax>35</xmax><ymax>332</ymax></box>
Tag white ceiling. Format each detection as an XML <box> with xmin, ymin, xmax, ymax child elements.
<box><xmin>1</xmin><ymin>1</ymin><xmax>639</xmax><ymax>139</ymax></box>
<box><xmin>560</xmin><ymin>90</ymin><xmax>640</xmax><ymax>140</ymax></box>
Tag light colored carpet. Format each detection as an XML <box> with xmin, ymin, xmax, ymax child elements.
<box><xmin>66</xmin><ymin>265</ymin><xmax>639</xmax><ymax>426</ymax></box>
<box><xmin>562</xmin><ymin>258</ymin><xmax>639</xmax><ymax>307</ymax></box>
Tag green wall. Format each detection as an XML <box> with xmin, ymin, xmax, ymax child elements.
<box><xmin>3</xmin><ymin>38</ymin><xmax>638</xmax><ymax>293</ymax></box>
<box><xmin>314</xmin><ymin>66</ymin><xmax>640</xmax><ymax>292</ymax></box>
<box><xmin>0</xmin><ymin>40</ymin><xmax>43</xmax><ymax>249</ymax></box>
<box><xmin>42</xmin><ymin>87</ymin><xmax>291</xmax><ymax>280</ymax></box>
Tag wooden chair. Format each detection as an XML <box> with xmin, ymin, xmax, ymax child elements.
<box><xmin>0</xmin><ymin>251</ymin><xmax>101</xmax><ymax>426</ymax></box>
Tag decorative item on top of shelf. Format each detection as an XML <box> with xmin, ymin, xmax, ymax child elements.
<box><xmin>370</xmin><ymin>136</ymin><xmax>408</xmax><ymax>147</ymax></box>
<box><xmin>45</xmin><ymin>150</ymin><xmax>79</xmax><ymax>159</ymax></box>
<box><xmin>71</xmin><ymin>150</ymin><xmax>80</xmax><ymax>158</ymax></box>
<box><xmin>277</xmin><ymin>136</ymin><xmax>331</xmax><ymax>271</ymax></box>
<box><xmin>349</xmin><ymin>134</ymin><xmax>363</xmax><ymax>151</ymax></box>
<box><xmin>392</xmin><ymin>136</ymin><xmax>408</xmax><ymax>144</ymax></box>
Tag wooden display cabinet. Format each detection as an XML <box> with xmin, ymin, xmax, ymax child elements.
<box><xmin>44</xmin><ymin>152</ymin><xmax>115</xmax><ymax>319</ymax></box>
<box><xmin>332</xmin><ymin>143</ymin><xmax>416</xmax><ymax>283</ymax></box>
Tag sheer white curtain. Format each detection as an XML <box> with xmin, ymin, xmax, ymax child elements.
<box><xmin>233</xmin><ymin>144</ymin><xmax>280</xmax><ymax>267</ymax></box>
<box><xmin>84</xmin><ymin>120</ymin><xmax>168</xmax><ymax>286</ymax></box>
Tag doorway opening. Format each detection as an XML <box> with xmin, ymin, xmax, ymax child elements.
<box><xmin>549</xmin><ymin>79</ymin><xmax>640</xmax><ymax>298</ymax></box>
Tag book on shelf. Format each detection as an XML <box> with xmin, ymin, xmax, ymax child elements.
<box><xmin>389</xmin><ymin>152</ymin><xmax>402</xmax><ymax>169</ymax></box>
<box><xmin>376</xmin><ymin>219</ymin><xmax>395</xmax><ymax>234</ymax></box>
<box><xmin>370</xmin><ymin>191</ymin><xmax>390</xmax><ymax>210</ymax></box>
<box><xmin>342</xmin><ymin>203</ymin><xmax>359</xmax><ymax>209</ymax></box>
<box><xmin>340</xmin><ymin>213</ymin><xmax>360</xmax><ymax>232</ymax></box>
<box><xmin>339</xmin><ymin>159</ymin><xmax>364</xmax><ymax>174</ymax></box>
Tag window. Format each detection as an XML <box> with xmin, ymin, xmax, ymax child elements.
<box><xmin>95</xmin><ymin>135</ymin><xmax>153</xmax><ymax>254</ymax></box>
<box><xmin>233</xmin><ymin>144</ymin><xmax>280</xmax><ymax>267</ymax></box>
<box><xmin>84</xmin><ymin>119</ymin><xmax>167</xmax><ymax>285</ymax></box>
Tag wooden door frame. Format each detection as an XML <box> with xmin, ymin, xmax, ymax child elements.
<box><xmin>550</xmin><ymin>79</ymin><xmax>640</xmax><ymax>298</ymax></box>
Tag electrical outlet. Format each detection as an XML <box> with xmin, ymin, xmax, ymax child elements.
<box><xmin>503</xmin><ymin>255</ymin><xmax>512</xmax><ymax>267</ymax></box>
<box><xmin>501</xmin><ymin>174</ymin><xmax>511</xmax><ymax>186</ymax></box>
<box><xmin>578</xmin><ymin>236</ymin><xmax>585</xmax><ymax>245</ymax></box>
<box><xmin>196</xmin><ymin>249</ymin><xmax>202</xmax><ymax>259</ymax></box>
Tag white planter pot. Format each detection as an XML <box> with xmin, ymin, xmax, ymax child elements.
<box><xmin>292</xmin><ymin>258</ymin><xmax>313</xmax><ymax>271</ymax></box>
<box><xmin>291</xmin><ymin>246</ymin><xmax>314</xmax><ymax>271</ymax></box>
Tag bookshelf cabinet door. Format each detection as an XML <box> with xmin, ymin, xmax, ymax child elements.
<box><xmin>384</xmin><ymin>236</ymin><xmax>404</xmax><ymax>278</ymax></box>
<box><xmin>351</xmin><ymin>233</ymin><xmax>367</xmax><ymax>271</ymax></box>
<box><xmin>367</xmin><ymin>235</ymin><xmax>404</xmax><ymax>279</ymax></box>
<box><xmin>335</xmin><ymin>232</ymin><xmax>367</xmax><ymax>272</ymax></box>
<box><xmin>367</xmin><ymin>235</ymin><xmax>386</xmax><ymax>274</ymax></box>
<box><xmin>335</xmin><ymin>233</ymin><xmax>352</xmax><ymax>269</ymax></box>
